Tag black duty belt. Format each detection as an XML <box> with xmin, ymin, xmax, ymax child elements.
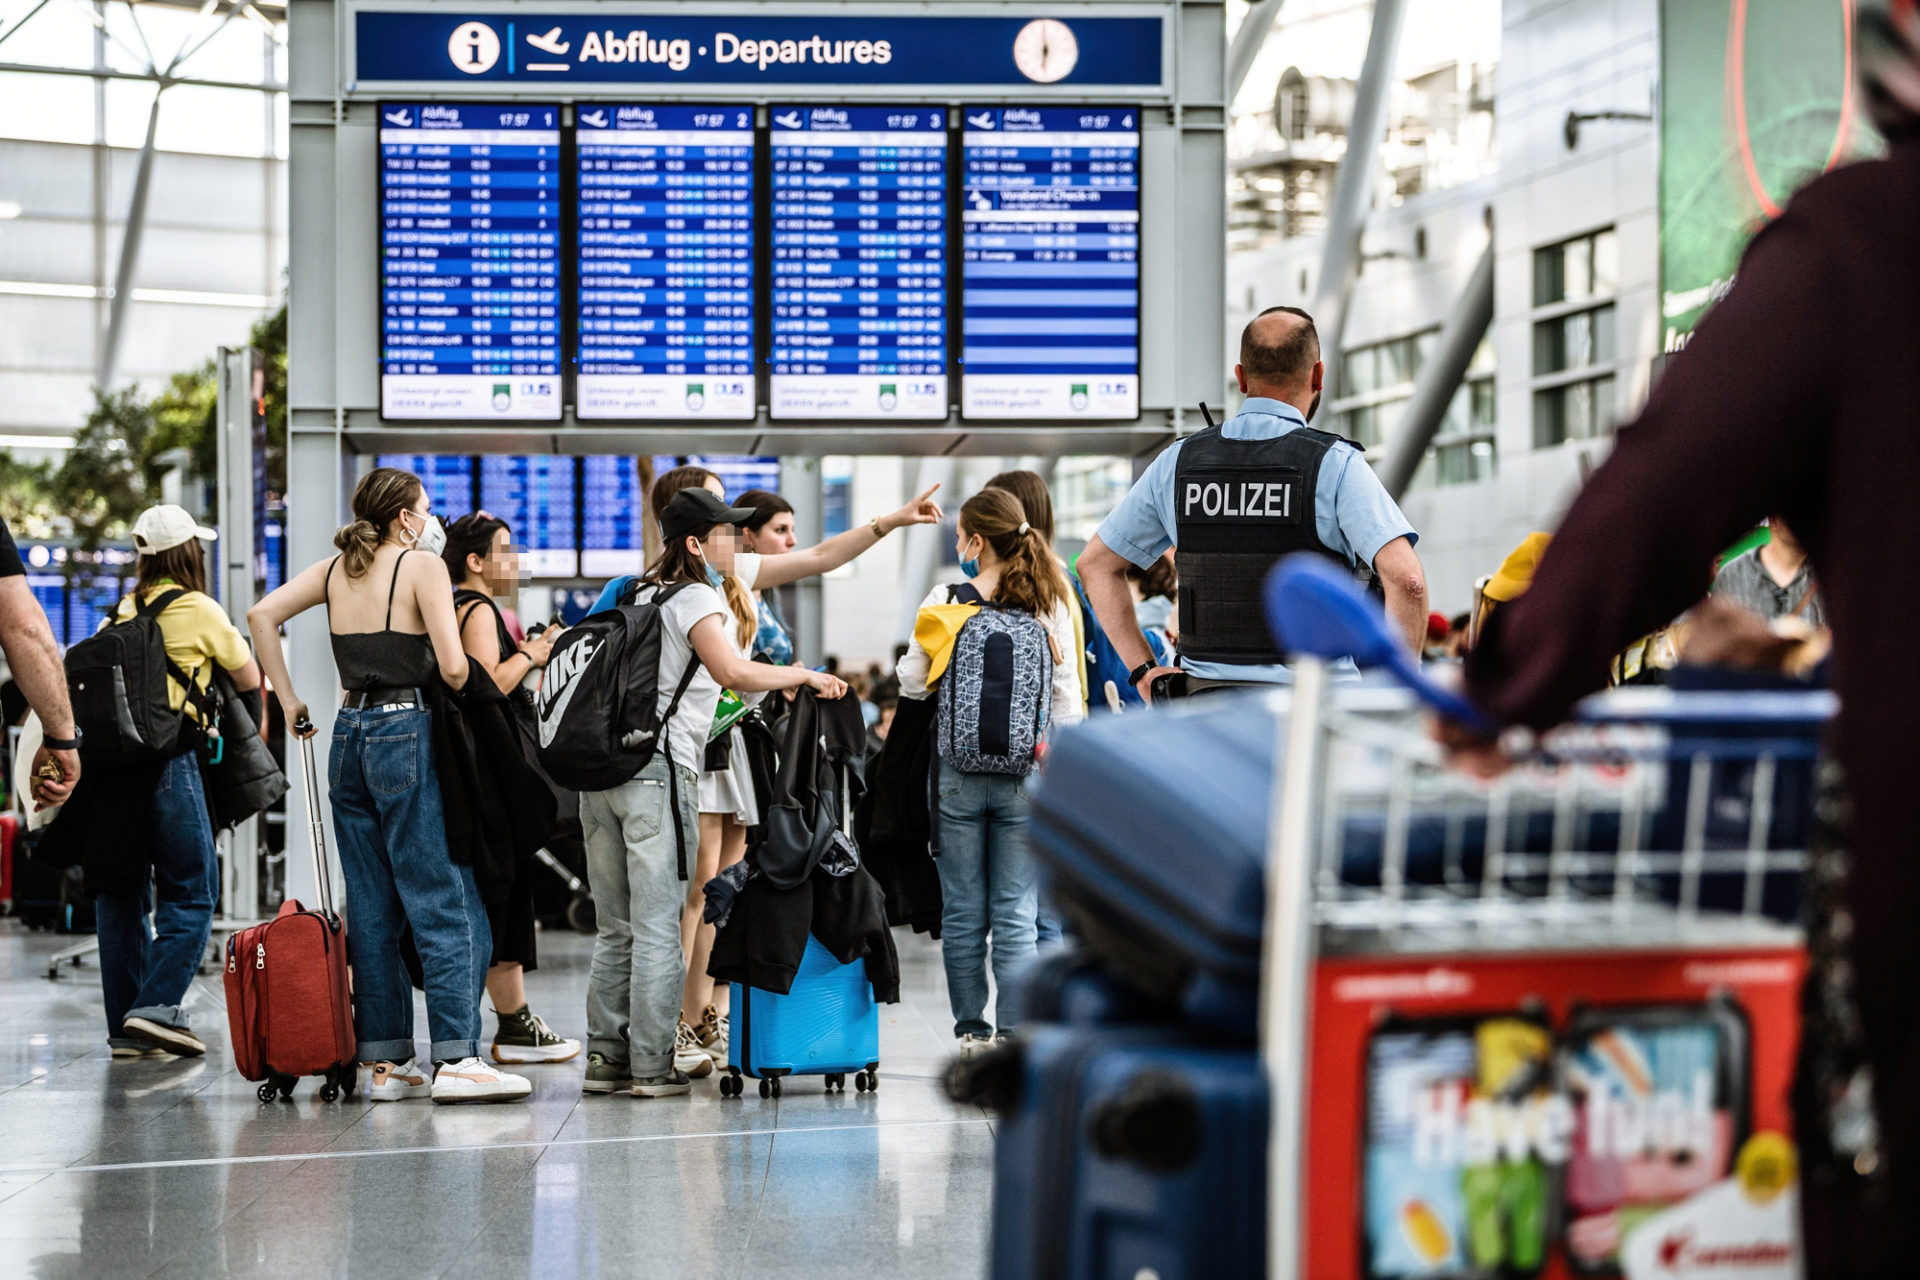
<box><xmin>342</xmin><ymin>686</ymin><xmax>424</xmax><ymax>709</ymax></box>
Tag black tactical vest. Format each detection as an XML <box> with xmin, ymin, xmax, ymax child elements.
<box><xmin>1172</xmin><ymin>423</ymin><xmax>1354</xmax><ymax>664</ymax></box>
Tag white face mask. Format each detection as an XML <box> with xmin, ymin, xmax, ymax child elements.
<box><xmin>405</xmin><ymin>511</ymin><xmax>447</xmax><ymax>557</ymax></box>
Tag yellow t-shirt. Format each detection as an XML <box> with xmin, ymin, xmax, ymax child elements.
<box><xmin>112</xmin><ymin>583</ymin><xmax>252</xmax><ymax>718</ymax></box>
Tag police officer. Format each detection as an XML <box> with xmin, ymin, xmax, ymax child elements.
<box><xmin>1079</xmin><ymin>305</ymin><xmax>1428</xmax><ymax>699</ymax></box>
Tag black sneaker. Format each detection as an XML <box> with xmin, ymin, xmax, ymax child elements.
<box><xmin>630</xmin><ymin>1068</ymin><xmax>693</xmax><ymax>1098</ymax></box>
<box><xmin>491</xmin><ymin>1006</ymin><xmax>582</xmax><ymax>1064</ymax></box>
<box><xmin>582</xmin><ymin>1052</ymin><xmax>633</xmax><ymax>1094</ymax></box>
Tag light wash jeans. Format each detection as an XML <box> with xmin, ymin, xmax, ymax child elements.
<box><xmin>934</xmin><ymin>769</ymin><xmax>1038</xmax><ymax>1038</ymax></box>
<box><xmin>330</xmin><ymin>705</ymin><xmax>491</xmax><ymax>1064</ymax></box>
<box><xmin>95</xmin><ymin>750</ymin><xmax>219</xmax><ymax>1047</ymax></box>
<box><xmin>580</xmin><ymin>757</ymin><xmax>700</xmax><ymax>1077</ymax></box>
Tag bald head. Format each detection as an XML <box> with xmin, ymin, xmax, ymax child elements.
<box><xmin>1237</xmin><ymin>306</ymin><xmax>1323</xmax><ymax>408</ymax></box>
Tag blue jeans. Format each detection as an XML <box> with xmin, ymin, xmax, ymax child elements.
<box><xmin>95</xmin><ymin>750</ymin><xmax>218</xmax><ymax>1046</ymax></box>
<box><xmin>934</xmin><ymin>770</ymin><xmax>1038</xmax><ymax>1038</ymax></box>
<box><xmin>330</xmin><ymin>705</ymin><xmax>489</xmax><ymax>1063</ymax></box>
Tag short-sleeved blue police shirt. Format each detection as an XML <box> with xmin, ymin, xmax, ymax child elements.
<box><xmin>1093</xmin><ymin>397</ymin><xmax>1417</xmax><ymax>684</ymax></box>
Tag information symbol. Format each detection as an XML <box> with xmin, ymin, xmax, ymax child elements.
<box><xmin>448</xmin><ymin>22</ymin><xmax>500</xmax><ymax>75</ymax></box>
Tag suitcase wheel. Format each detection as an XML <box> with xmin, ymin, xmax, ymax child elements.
<box><xmin>854</xmin><ymin>1068</ymin><xmax>878</xmax><ymax>1093</ymax></box>
<box><xmin>759</xmin><ymin>1077</ymin><xmax>781</xmax><ymax>1099</ymax></box>
<box><xmin>824</xmin><ymin>1072</ymin><xmax>844</xmax><ymax>1092</ymax></box>
<box><xmin>566</xmin><ymin>892</ymin><xmax>596</xmax><ymax>935</ymax></box>
<box><xmin>256</xmin><ymin>1081</ymin><xmax>278</xmax><ymax>1104</ymax></box>
<box><xmin>719</xmin><ymin>1070</ymin><xmax>743</xmax><ymax>1099</ymax></box>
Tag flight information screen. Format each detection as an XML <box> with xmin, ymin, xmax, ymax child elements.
<box><xmin>376</xmin><ymin>455</ymin><xmax>478</xmax><ymax>518</ymax></box>
<box><xmin>379</xmin><ymin>102</ymin><xmax>561</xmax><ymax>421</ymax></box>
<box><xmin>961</xmin><ymin>107</ymin><xmax>1139</xmax><ymax>419</ymax></box>
<box><xmin>770</xmin><ymin>106</ymin><xmax>947</xmax><ymax>420</ymax></box>
<box><xmin>576</xmin><ymin>104</ymin><xmax>756</xmax><ymax>421</ymax></box>
<box><xmin>581</xmin><ymin>455</ymin><xmax>649</xmax><ymax>576</ymax></box>
<box><xmin>478</xmin><ymin>455</ymin><xmax>580</xmax><ymax>576</ymax></box>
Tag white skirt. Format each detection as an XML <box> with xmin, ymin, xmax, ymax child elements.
<box><xmin>697</xmin><ymin>725</ymin><xmax>759</xmax><ymax>825</ymax></box>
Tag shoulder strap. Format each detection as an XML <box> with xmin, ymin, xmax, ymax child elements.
<box><xmin>948</xmin><ymin>582</ymin><xmax>985</xmax><ymax>607</ymax></box>
<box><xmin>384</xmin><ymin>550</ymin><xmax>409</xmax><ymax>629</ymax></box>
<box><xmin>133</xmin><ymin>587</ymin><xmax>189</xmax><ymax>620</ymax></box>
<box><xmin>323</xmin><ymin>555</ymin><xmax>339</xmax><ymax>616</ymax></box>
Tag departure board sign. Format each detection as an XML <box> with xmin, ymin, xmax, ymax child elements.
<box><xmin>962</xmin><ymin>107</ymin><xmax>1139</xmax><ymax>419</ymax></box>
<box><xmin>770</xmin><ymin>106</ymin><xmax>947</xmax><ymax>420</ymax></box>
<box><xmin>577</xmin><ymin>104</ymin><xmax>757</xmax><ymax>420</ymax></box>
<box><xmin>581</xmin><ymin>455</ymin><xmax>649</xmax><ymax>575</ymax></box>
<box><xmin>691</xmin><ymin>454</ymin><xmax>781</xmax><ymax>497</ymax></box>
<box><xmin>478</xmin><ymin>455</ymin><xmax>580</xmax><ymax>576</ymax></box>
<box><xmin>379</xmin><ymin>102</ymin><xmax>562</xmax><ymax>420</ymax></box>
<box><xmin>377</xmin><ymin>454</ymin><xmax>478</xmax><ymax>515</ymax></box>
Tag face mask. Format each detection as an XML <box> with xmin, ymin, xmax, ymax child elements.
<box><xmin>693</xmin><ymin>541</ymin><xmax>726</xmax><ymax>589</ymax></box>
<box><xmin>959</xmin><ymin>546</ymin><xmax>981</xmax><ymax>579</ymax></box>
<box><xmin>403</xmin><ymin>511</ymin><xmax>447</xmax><ymax>556</ymax></box>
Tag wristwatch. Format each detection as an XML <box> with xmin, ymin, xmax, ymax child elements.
<box><xmin>869</xmin><ymin>515</ymin><xmax>888</xmax><ymax>540</ymax></box>
<box><xmin>1126</xmin><ymin>660</ymin><xmax>1155</xmax><ymax>689</ymax></box>
<box><xmin>41</xmin><ymin>728</ymin><xmax>82</xmax><ymax>751</ymax></box>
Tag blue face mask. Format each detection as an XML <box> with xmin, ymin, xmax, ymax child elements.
<box><xmin>706</xmin><ymin>563</ymin><xmax>726</xmax><ymax>589</ymax></box>
<box><xmin>959</xmin><ymin>556</ymin><xmax>981</xmax><ymax>579</ymax></box>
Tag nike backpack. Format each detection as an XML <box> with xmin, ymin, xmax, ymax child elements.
<box><xmin>937</xmin><ymin>583</ymin><xmax>1053</xmax><ymax>777</ymax></box>
<box><xmin>534</xmin><ymin>579</ymin><xmax>697</xmax><ymax>792</ymax></box>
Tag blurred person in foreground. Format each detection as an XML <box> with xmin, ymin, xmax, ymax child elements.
<box><xmin>0</xmin><ymin>516</ymin><xmax>79</xmax><ymax>810</ymax></box>
<box><xmin>1459</xmin><ymin>10</ymin><xmax>1920</xmax><ymax>1268</ymax></box>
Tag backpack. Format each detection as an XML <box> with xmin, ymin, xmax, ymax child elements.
<box><xmin>534</xmin><ymin>578</ymin><xmax>699</xmax><ymax>793</ymax></box>
<box><xmin>936</xmin><ymin>583</ymin><xmax>1053</xmax><ymax>777</ymax></box>
<box><xmin>1072</xmin><ymin>573</ymin><xmax>1148</xmax><ymax>711</ymax></box>
<box><xmin>65</xmin><ymin>588</ymin><xmax>206</xmax><ymax>762</ymax></box>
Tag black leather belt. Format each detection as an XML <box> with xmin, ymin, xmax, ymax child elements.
<box><xmin>342</xmin><ymin>686</ymin><xmax>424</xmax><ymax>709</ymax></box>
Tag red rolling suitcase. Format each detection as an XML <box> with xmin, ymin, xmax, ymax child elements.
<box><xmin>225</xmin><ymin>732</ymin><xmax>357</xmax><ymax>1102</ymax></box>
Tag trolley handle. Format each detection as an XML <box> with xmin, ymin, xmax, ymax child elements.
<box><xmin>291</xmin><ymin>716</ymin><xmax>338</xmax><ymax>919</ymax></box>
<box><xmin>1264</xmin><ymin>556</ymin><xmax>1497</xmax><ymax>733</ymax></box>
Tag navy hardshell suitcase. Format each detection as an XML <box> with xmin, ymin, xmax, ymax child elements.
<box><xmin>1028</xmin><ymin>696</ymin><xmax>1278</xmax><ymax>1034</ymax></box>
<box><xmin>977</xmin><ymin>1023</ymin><xmax>1267</xmax><ymax>1280</ymax></box>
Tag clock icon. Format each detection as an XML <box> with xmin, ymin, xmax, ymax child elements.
<box><xmin>1013</xmin><ymin>18</ymin><xmax>1078</xmax><ymax>83</ymax></box>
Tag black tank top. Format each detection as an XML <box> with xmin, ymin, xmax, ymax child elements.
<box><xmin>455</xmin><ymin>588</ymin><xmax>536</xmax><ymax>716</ymax></box>
<box><xmin>326</xmin><ymin>552</ymin><xmax>437</xmax><ymax>692</ymax></box>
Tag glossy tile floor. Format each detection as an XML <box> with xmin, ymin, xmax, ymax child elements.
<box><xmin>0</xmin><ymin>920</ymin><xmax>992</xmax><ymax>1279</ymax></box>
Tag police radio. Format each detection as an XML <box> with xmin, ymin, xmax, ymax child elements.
<box><xmin>1199</xmin><ymin>401</ymin><xmax>1216</xmax><ymax>430</ymax></box>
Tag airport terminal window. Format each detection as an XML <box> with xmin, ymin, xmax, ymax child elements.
<box><xmin>1533</xmin><ymin>228</ymin><xmax>1618</xmax><ymax>307</ymax></box>
<box><xmin>1338</xmin><ymin>332</ymin><xmax>1494</xmax><ymax>488</ymax></box>
<box><xmin>1533</xmin><ymin>228</ymin><xmax>1619</xmax><ymax>449</ymax></box>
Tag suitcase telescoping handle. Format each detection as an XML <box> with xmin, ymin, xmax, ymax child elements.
<box><xmin>291</xmin><ymin>717</ymin><xmax>338</xmax><ymax>918</ymax></box>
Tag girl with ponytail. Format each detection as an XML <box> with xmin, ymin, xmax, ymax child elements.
<box><xmin>894</xmin><ymin>486</ymin><xmax>1085</xmax><ymax>1053</ymax></box>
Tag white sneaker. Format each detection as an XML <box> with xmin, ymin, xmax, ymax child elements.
<box><xmin>431</xmin><ymin>1056</ymin><xmax>532</xmax><ymax>1104</ymax></box>
<box><xmin>701</xmin><ymin>1013</ymin><xmax>730</xmax><ymax>1065</ymax></box>
<box><xmin>361</xmin><ymin>1058</ymin><xmax>431</xmax><ymax>1102</ymax></box>
<box><xmin>957</xmin><ymin>1033</ymin><xmax>994</xmax><ymax>1057</ymax></box>
<box><xmin>674</xmin><ymin>1021</ymin><xmax>715</xmax><ymax>1079</ymax></box>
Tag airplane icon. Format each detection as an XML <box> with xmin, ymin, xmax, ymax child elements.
<box><xmin>384</xmin><ymin>108</ymin><xmax>413</xmax><ymax>126</ymax></box>
<box><xmin>773</xmin><ymin>111</ymin><xmax>802</xmax><ymax>129</ymax></box>
<box><xmin>580</xmin><ymin>109</ymin><xmax>608</xmax><ymax>128</ymax></box>
<box><xmin>525</xmin><ymin>27</ymin><xmax>569</xmax><ymax>55</ymax></box>
<box><xmin>967</xmin><ymin>113</ymin><xmax>995</xmax><ymax>129</ymax></box>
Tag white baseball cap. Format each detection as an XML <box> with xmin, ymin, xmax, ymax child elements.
<box><xmin>132</xmin><ymin>504</ymin><xmax>218</xmax><ymax>555</ymax></box>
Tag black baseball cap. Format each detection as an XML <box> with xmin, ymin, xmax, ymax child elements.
<box><xmin>660</xmin><ymin>486</ymin><xmax>756</xmax><ymax>543</ymax></box>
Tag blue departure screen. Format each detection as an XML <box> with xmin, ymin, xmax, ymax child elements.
<box><xmin>770</xmin><ymin>106</ymin><xmax>947</xmax><ymax>420</ymax></box>
<box><xmin>479</xmin><ymin>456</ymin><xmax>579</xmax><ymax>576</ymax></box>
<box><xmin>377</xmin><ymin>455</ymin><xmax>477</xmax><ymax>516</ymax></box>
<box><xmin>576</xmin><ymin>104</ymin><xmax>756</xmax><ymax>420</ymax></box>
<box><xmin>582</xmin><ymin>455</ymin><xmax>648</xmax><ymax>577</ymax></box>
<box><xmin>691</xmin><ymin>455</ymin><xmax>781</xmax><ymax>498</ymax></box>
<box><xmin>380</xmin><ymin>102</ymin><xmax>561</xmax><ymax>421</ymax></box>
<box><xmin>961</xmin><ymin>107</ymin><xmax>1139</xmax><ymax>419</ymax></box>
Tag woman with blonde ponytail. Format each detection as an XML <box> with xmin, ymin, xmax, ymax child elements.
<box><xmin>895</xmin><ymin>487</ymin><xmax>1084</xmax><ymax>1053</ymax></box>
<box><xmin>248</xmin><ymin>466</ymin><xmax>533</xmax><ymax>1105</ymax></box>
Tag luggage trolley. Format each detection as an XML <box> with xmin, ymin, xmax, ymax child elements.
<box><xmin>1260</xmin><ymin>559</ymin><xmax>1827</xmax><ymax>1279</ymax></box>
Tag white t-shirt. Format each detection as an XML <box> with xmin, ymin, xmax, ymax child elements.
<box><xmin>629</xmin><ymin>580</ymin><xmax>728</xmax><ymax>774</ymax></box>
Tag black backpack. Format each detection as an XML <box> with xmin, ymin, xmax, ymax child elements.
<box><xmin>534</xmin><ymin>579</ymin><xmax>699</xmax><ymax>794</ymax></box>
<box><xmin>65</xmin><ymin>588</ymin><xmax>207</xmax><ymax>762</ymax></box>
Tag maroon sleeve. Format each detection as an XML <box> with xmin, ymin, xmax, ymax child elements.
<box><xmin>1464</xmin><ymin>207</ymin><xmax>1835</xmax><ymax>730</ymax></box>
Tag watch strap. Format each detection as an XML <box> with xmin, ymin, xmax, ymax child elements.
<box><xmin>41</xmin><ymin>731</ymin><xmax>81</xmax><ymax>751</ymax></box>
<box><xmin>1127</xmin><ymin>661</ymin><xmax>1155</xmax><ymax>688</ymax></box>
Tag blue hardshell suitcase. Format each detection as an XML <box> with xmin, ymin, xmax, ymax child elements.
<box><xmin>722</xmin><ymin>935</ymin><xmax>881</xmax><ymax>1097</ymax></box>
<box><xmin>978</xmin><ymin>1023</ymin><xmax>1267</xmax><ymax>1280</ymax></box>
